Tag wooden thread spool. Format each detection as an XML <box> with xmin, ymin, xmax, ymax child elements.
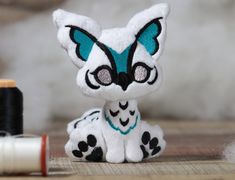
<box><xmin>0</xmin><ymin>79</ymin><xmax>16</xmax><ymax>88</ymax></box>
<box><xmin>0</xmin><ymin>79</ymin><xmax>23</xmax><ymax>135</ymax></box>
<box><xmin>0</xmin><ymin>135</ymin><xmax>49</xmax><ymax>176</ymax></box>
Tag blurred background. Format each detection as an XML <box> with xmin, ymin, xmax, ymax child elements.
<box><xmin>0</xmin><ymin>0</ymin><xmax>234</xmax><ymax>131</ymax></box>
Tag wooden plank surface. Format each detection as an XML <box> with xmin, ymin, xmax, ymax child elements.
<box><xmin>3</xmin><ymin>119</ymin><xmax>235</xmax><ymax>180</ymax></box>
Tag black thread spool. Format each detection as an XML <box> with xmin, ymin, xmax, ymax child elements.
<box><xmin>0</xmin><ymin>79</ymin><xmax>23</xmax><ymax>135</ymax></box>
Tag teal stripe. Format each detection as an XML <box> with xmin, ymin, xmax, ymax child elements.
<box><xmin>105</xmin><ymin>114</ymin><xmax>139</xmax><ymax>135</ymax></box>
<box><xmin>73</xmin><ymin>29</ymin><xmax>95</xmax><ymax>61</ymax></box>
<box><xmin>107</xmin><ymin>45</ymin><xmax>132</xmax><ymax>73</ymax></box>
<box><xmin>137</xmin><ymin>23</ymin><xmax>159</xmax><ymax>55</ymax></box>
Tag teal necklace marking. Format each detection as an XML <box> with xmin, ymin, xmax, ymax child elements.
<box><xmin>105</xmin><ymin>114</ymin><xmax>139</xmax><ymax>135</ymax></box>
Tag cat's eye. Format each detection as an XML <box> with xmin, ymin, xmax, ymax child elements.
<box><xmin>91</xmin><ymin>66</ymin><xmax>113</xmax><ymax>86</ymax></box>
<box><xmin>132</xmin><ymin>62</ymin><xmax>152</xmax><ymax>83</ymax></box>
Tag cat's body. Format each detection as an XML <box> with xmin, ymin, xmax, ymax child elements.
<box><xmin>53</xmin><ymin>4</ymin><xmax>169</xmax><ymax>162</ymax></box>
<box><xmin>65</xmin><ymin>100</ymin><xmax>165</xmax><ymax>162</ymax></box>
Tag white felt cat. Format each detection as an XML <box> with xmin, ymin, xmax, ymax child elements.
<box><xmin>53</xmin><ymin>3</ymin><xmax>169</xmax><ymax>163</ymax></box>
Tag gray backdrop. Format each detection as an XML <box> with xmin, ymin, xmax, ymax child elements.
<box><xmin>0</xmin><ymin>0</ymin><xmax>234</xmax><ymax>130</ymax></box>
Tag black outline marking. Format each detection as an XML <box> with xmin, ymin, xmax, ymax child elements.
<box><xmin>85</xmin><ymin>147</ymin><xmax>103</xmax><ymax>162</ymax></box>
<box><xmin>91</xmin><ymin>65</ymin><xmax>114</xmax><ymax>86</ymax></box>
<box><xmin>132</xmin><ymin>62</ymin><xmax>153</xmax><ymax>83</ymax></box>
<box><xmin>119</xmin><ymin>101</ymin><xmax>128</xmax><ymax>110</ymax></box>
<box><xmin>72</xmin><ymin>134</ymin><xmax>103</xmax><ymax>162</ymax></box>
<box><xmin>66</xmin><ymin>17</ymin><xmax>162</xmax><ymax>90</ymax></box>
<box><xmin>66</xmin><ymin>25</ymin><xmax>97</xmax><ymax>61</ymax></box>
<box><xmin>109</xmin><ymin>110</ymin><xmax>119</xmax><ymax>117</ymax></box>
<box><xmin>74</xmin><ymin>110</ymin><xmax>100</xmax><ymax>128</ymax></box>
<box><xmin>127</xmin><ymin>41</ymin><xmax>138</xmax><ymax>77</ymax></box>
<box><xmin>96</xmin><ymin>41</ymin><xmax>117</xmax><ymax>74</ymax></box>
<box><xmin>116</xmin><ymin>72</ymin><xmax>132</xmax><ymax>91</ymax></box>
<box><xmin>129</xmin><ymin>110</ymin><xmax>135</xmax><ymax>116</ymax></box>
<box><xmin>136</xmin><ymin>17</ymin><xmax>163</xmax><ymax>56</ymax></box>
<box><xmin>147</xmin><ymin>66</ymin><xmax>158</xmax><ymax>85</ymax></box>
<box><xmin>88</xmin><ymin>111</ymin><xmax>100</xmax><ymax>116</ymax></box>
<box><xmin>96</xmin><ymin>41</ymin><xmax>137</xmax><ymax>91</ymax></box>
<box><xmin>119</xmin><ymin>118</ymin><xmax>129</xmax><ymax>127</ymax></box>
<box><xmin>85</xmin><ymin>70</ymin><xmax>100</xmax><ymax>90</ymax></box>
<box><xmin>140</xmin><ymin>131</ymin><xmax>161</xmax><ymax>159</ymax></box>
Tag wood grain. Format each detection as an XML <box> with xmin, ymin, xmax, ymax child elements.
<box><xmin>21</xmin><ymin>119</ymin><xmax>235</xmax><ymax>179</ymax></box>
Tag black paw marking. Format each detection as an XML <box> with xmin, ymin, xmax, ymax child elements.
<box><xmin>119</xmin><ymin>118</ymin><xmax>129</xmax><ymax>127</ymax></box>
<box><xmin>140</xmin><ymin>131</ymin><xmax>161</xmax><ymax>159</ymax></box>
<box><xmin>140</xmin><ymin>145</ymin><xmax>149</xmax><ymax>158</ymax></box>
<box><xmin>109</xmin><ymin>110</ymin><xmax>119</xmax><ymax>117</ymax></box>
<box><xmin>129</xmin><ymin>110</ymin><xmax>135</xmax><ymax>116</ymax></box>
<box><xmin>87</xmin><ymin>134</ymin><xmax>97</xmax><ymax>147</ymax></box>
<box><xmin>142</xmin><ymin>131</ymin><xmax>150</xmax><ymax>145</ymax></box>
<box><xmin>78</xmin><ymin>141</ymin><xmax>88</xmax><ymax>152</ymax></box>
<box><xmin>85</xmin><ymin>147</ymin><xmax>103</xmax><ymax>161</ymax></box>
<box><xmin>72</xmin><ymin>134</ymin><xmax>103</xmax><ymax>162</ymax></box>
<box><xmin>119</xmin><ymin>101</ymin><xmax>128</xmax><ymax>110</ymax></box>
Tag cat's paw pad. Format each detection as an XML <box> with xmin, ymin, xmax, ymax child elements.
<box><xmin>140</xmin><ymin>131</ymin><xmax>161</xmax><ymax>159</ymax></box>
<box><xmin>72</xmin><ymin>134</ymin><xmax>103</xmax><ymax>162</ymax></box>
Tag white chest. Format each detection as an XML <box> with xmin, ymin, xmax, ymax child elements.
<box><xmin>103</xmin><ymin>100</ymin><xmax>140</xmax><ymax>135</ymax></box>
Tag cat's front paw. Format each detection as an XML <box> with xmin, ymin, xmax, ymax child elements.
<box><xmin>105</xmin><ymin>149</ymin><xmax>125</xmax><ymax>163</ymax></box>
<box><xmin>69</xmin><ymin>134</ymin><xmax>104</xmax><ymax>162</ymax></box>
<box><xmin>140</xmin><ymin>130</ymin><xmax>165</xmax><ymax>159</ymax></box>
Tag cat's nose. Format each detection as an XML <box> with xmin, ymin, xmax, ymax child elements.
<box><xmin>117</xmin><ymin>72</ymin><xmax>132</xmax><ymax>91</ymax></box>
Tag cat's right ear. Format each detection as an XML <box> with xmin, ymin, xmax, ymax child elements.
<box><xmin>53</xmin><ymin>9</ymin><xmax>101</xmax><ymax>68</ymax></box>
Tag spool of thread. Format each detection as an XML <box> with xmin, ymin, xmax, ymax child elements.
<box><xmin>0</xmin><ymin>79</ymin><xmax>23</xmax><ymax>135</ymax></box>
<box><xmin>0</xmin><ymin>135</ymin><xmax>49</xmax><ymax>176</ymax></box>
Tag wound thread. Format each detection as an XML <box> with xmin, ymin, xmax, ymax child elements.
<box><xmin>0</xmin><ymin>135</ymin><xmax>49</xmax><ymax>175</ymax></box>
<box><xmin>0</xmin><ymin>79</ymin><xmax>23</xmax><ymax>135</ymax></box>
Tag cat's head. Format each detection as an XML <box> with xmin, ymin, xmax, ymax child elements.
<box><xmin>53</xmin><ymin>4</ymin><xmax>169</xmax><ymax>101</ymax></box>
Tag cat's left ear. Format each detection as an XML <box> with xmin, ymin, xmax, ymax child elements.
<box><xmin>127</xmin><ymin>4</ymin><xmax>170</xmax><ymax>60</ymax></box>
<box><xmin>53</xmin><ymin>9</ymin><xmax>101</xmax><ymax>68</ymax></box>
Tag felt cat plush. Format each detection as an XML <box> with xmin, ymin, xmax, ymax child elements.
<box><xmin>53</xmin><ymin>3</ymin><xmax>169</xmax><ymax>163</ymax></box>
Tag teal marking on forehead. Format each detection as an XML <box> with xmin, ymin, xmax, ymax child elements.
<box><xmin>106</xmin><ymin>44</ymin><xmax>132</xmax><ymax>73</ymax></box>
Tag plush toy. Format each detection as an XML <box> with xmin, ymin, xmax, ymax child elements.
<box><xmin>53</xmin><ymin>3</ymin><xmax>169</xmax><ymax>163</ymax></box>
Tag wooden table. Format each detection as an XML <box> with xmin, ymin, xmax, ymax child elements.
<box><xmin>3</xmin><ymin>119</ymin><xmax>235</xmax><ymax>180</ymax></box>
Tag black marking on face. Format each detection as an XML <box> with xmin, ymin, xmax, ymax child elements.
<box><xmin>83</xmin><ymin>39</ymin><xmax>158</xmax><ymax>91</ymax></box>
<box><xmin>85</xmin><ymin>70</ymin><xmax>100</xmax><ymax>89</ymax></box>
<box><xmin>116</xmin><ymin>72</ymin><xmax>133</xmax><ymax>91</ymax></box>
<box><xmin>91</xmin><ymin>65</ymin><xmax>113</xmax><ymax>86</ymax></box>
<box><xmin>95</xmin><ymin>41</ymin><xmax>138</xmax><ymax>91</ymax></box>
<box><xmin>132</xmin><ymin>62</ymin><xmax>153</xmax><ymax>83</ymax></box>
<box><xmin>129</xmin><ymin>110</ymin><xmax>135</xmax><ymax>116</ymax></box>
<box><xmin>119</xmin><ymin>101</ymin><xmax>128</xmax><ymax>110</ymax></box>
<box><xmin>119</xmin><ymin>118</ymin><xmax>129</xmax><ymax>127</ymax></box>
<box><xmin>67</xmin><ymin>18</ymin><xmax>163</xmax><ymax>91</ymax></box>
<box><xmin>147</xmin><ymin>66</ymin><xmax>158</xmax><ymax>85</ymax></box>
<box><xmin>109</xmin><ymin>110</ymin><xmax>119</xmax><ymax>117</ymax></box>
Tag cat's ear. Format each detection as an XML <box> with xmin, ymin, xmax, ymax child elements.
<box><xmin>127</xmin><ymin>4</ymin><xmax>170</xmax><ymax>60</ymax></box>
<box><xmin>53</xmin><ymin>9</ymin><xmax>101</xmax><ymax>68</ymax></box>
